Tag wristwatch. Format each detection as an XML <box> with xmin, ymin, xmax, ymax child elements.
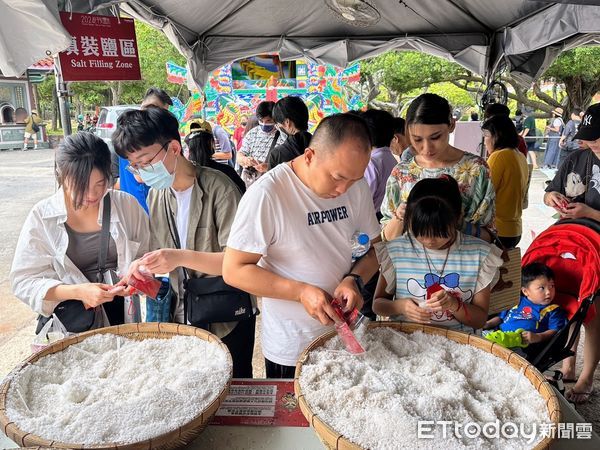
<box><xmin>344</xmin><ymin>273</ymin><xmax>365</xmax><ymax>292</ymax></box>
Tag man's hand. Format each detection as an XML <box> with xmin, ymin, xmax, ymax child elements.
<box><xmin>139</xmin><ymin>249</ymin><xmax>181</xmax><ymax>274</ymax></box>
<box><xmin>334</xmin><ymin>276</ymin><xmax>364</xmax><ymax>312</ymax></box>
<box><xmin>254</xmin><ymin>162</ymin><xmax>268</xmax><ymax>173</ymax></box>
<box><xmin>298</xmin><ymin>284</ymin><xmax>338</xmax><ymax>326</ymax></box>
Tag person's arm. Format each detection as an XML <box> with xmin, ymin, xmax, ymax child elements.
<box><xmin>520</xmin><ymin>127</ymin><xmax>530</xmax><ymax>137</ymax></box>
<box><xmin>380</xmin><ymin>172</ymin><xmax>404</xmax><ymax>241</ymax></box>
<box><xmin>484</xmin><ymin>316</ymin><xmax>502</xmax><ymax>329</ymax></box>
<box><xmin>334</xmin><ymin>247</ymin><xmax>379</xmax><ymax>311</ymax></box>
<box><xmin>223</xmin><ymin>248</ymin><xmax>339</xmax><ymax>325</ymax></box>
<box><xmin>521</xmin><ymin>329</ymin><xmax>557</xmax><ymax>345</ymax></box>
<box><xmin>213</xmin><ymin>151</ymin><xmax>232</xmax><ymax>160</ymax></box>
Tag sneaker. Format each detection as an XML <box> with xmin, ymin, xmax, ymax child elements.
<box><xmin>34</xmin><ymin>145</ymin><xmax>38</xmax><ymax>149</ymax></box>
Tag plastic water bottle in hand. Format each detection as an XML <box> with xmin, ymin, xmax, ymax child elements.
<box><xmin>351</xmin><ymin>232</ymin><xmax>370</xmax><ymax>261</ymax></box>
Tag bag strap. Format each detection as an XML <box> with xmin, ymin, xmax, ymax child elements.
<box><xmin>163</xmin><ymin>193</ymin><xmax>190</xmax><ymax>280</ymax></box>
<box><xmin>265</xmin><ymin>130</ymin><xmax>280</xmax><ymax>165</ymax></box>
<box><xmin>96</xmin><ymin>193</ymin><xmax>111</xmax><ymax>283</ymax></box>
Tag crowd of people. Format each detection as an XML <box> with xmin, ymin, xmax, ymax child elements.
<box><xmin>9</xmin><ymin>87</ymin><xmax>600</xmax><ymax>404</ymax></box>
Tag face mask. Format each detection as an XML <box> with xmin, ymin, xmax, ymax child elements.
<box><xmin>138</xmin><ymin>159</ymin><xmax>175</xmax><ymax>190</ymax></box>
<box><xmin>276</xmin><ymin>124</ymin><xmax>289</xmax><ymax>136</ymax></box>
<box><xmin>259</xmin><ymin>122</ymin><xmax>275</xmax><ymax>133</ymax></box>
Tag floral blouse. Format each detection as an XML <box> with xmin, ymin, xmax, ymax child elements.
<box><xmin>380</xmin><ymin>152</ymin><xmax>496</xmax><ymax>230</ymax></box>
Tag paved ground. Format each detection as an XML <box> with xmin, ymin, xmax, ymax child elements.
<box><xmin>0</xmin><ymin>149</ymin><xmax>597</xmax><ymax>429</ymax></box>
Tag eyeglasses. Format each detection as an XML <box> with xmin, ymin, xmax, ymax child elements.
<box><xmin>126</xmin><ymin>141</ymin><xmax>170</xmax><ymax>175</ymax></box>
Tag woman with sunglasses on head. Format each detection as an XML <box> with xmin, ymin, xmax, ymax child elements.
<box><xmin>10</xmin><ymin>132</ymin><xmax>149</xmax><ymax>333</ymax></box>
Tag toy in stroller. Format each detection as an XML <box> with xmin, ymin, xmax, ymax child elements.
<box><xmin>518</xmin><ymin>218</ymin><xmax>600</xmax><ymax>390</ymax></box>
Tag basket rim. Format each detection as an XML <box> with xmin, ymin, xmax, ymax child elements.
<box><xmin>294</xmin><ymin>321</ymin><xmax>561</xmax><ymax>450</ymax></box>
<box><xmin>0</xmin><ymin>322</ymin><xmax>233</xmax><ymax>450</ymax></box>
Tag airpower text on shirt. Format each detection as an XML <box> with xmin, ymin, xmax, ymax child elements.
<box><xmin>307</xmin><ymin>206</ymin><xmax>349</xmax><ymax>226</ymax></box>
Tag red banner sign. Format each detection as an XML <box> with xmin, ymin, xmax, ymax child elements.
<box><xmin>58</xmin><ymin>12</ymin><xmax>141</xmax><ymax>82</ymax></box>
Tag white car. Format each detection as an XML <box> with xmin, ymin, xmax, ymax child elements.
<box><xmin>94</xmin><ymin>105</ymin><xmax>139</xmax><ymax>178</ymax></box>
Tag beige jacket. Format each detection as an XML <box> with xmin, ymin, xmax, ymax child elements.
<box><xmin>146</xmin><ymin>165</ymin><xmax>243</xmax><ymax>338</ymax></box>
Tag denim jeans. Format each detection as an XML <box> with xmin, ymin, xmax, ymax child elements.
<box><xmin>145</xmin><ymin>277</ymin><xmax>171</xmax><ymax>322</ymax></box>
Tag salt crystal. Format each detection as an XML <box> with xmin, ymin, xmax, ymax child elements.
<box><xmin>6</xmin><ymin>334</ymin><xmax>231</xmax><ymax>445</ymax></box>
<box><xmin>299</xmin><ymin>328</ymin><xmax>551</xmax><ymax>450</ymax></box>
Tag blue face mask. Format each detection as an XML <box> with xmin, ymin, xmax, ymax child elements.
<box><xmin>138</xmin><ymin>159</ymin><xmax>175</xmax><ymax>190</ymax></box>
<box><xmin>259</xmin><ymin>122</ymin><xmax>275</xmax><ymax>133</ymax></box>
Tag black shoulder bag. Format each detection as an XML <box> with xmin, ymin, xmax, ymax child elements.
<box><xmin>163</xmin><ymin>191</ymin><xmax>255</xmax><ymax>330</ymax></box>
<box><xmin>36</xmin><ymin>194</ymin><xmax>114</xmax><ymax>334</ymax></box>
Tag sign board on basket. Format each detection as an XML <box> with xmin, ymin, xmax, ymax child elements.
<box><xmin>58</xmin><ymin>12</ymin><xmax>141</xmax><ymax>82</ymax></box>
<box><xmin>489</xmin><ymin>247</ymin><xmax>522</xmax><ymax>315</ymax></box>
<box><xmin>211</xmin><ymin>380</ymin><xmax>309</xmax><ymax>427</ymax></box>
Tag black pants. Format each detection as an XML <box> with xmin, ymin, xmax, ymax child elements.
<box><xmin>360</xmin><ymin>272</ymin><xmax>379</xmax><ymax>321</ymax></box>
<box><xmin>221</xmin><ymin>316</ymin><xmax>256</xmax><ymax>378</ymax></box>
<box><xmin>498</xmin><ymin>236</ymin><xmax>521</xmax><ymax>249</ymax></box>
<box><xmin>265</xmin><ymin>358</ymin><xmax>296</xmax><ymax>379</ymax></box>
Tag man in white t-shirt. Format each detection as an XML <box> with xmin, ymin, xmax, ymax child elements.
<box><xmin>224</xmin><ymin>113</ymin><xmax>381</xmax><ymax>378</ymax></box>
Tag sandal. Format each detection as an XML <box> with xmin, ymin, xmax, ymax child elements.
<box><xmin>566</xmin><ymin>388</ymin><xmax>593</xmax><ymax>404</ymax></box>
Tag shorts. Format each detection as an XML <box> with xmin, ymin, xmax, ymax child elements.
<box><xmin>23</xmin><ymin>132</ymin><xmax>37</xmax><ymax>139</ymax></box>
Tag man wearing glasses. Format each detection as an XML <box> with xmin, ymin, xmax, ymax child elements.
<box><xmin>112</xmin><ymin>107</ymin><xmax>255</xmax><ymax>379</ymax></box>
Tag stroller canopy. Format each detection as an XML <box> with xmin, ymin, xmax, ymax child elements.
<box><xmin>522</xmin><ymin>220</ymin><xmax>600</xmax><ymax>322</ymax></box>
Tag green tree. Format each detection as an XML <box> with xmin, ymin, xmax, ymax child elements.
<box><xmin>541</xmin><ymin>46</ymin><xmax>600</xmax><ymax>116</ymax></box>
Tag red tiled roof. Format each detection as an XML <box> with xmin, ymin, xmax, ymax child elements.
<box><xmin>28</xmin><ymin>57</ymin><xmax>54</xmax><ymax>71</ymax></box>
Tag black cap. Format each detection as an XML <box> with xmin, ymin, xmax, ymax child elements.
<box><xmin>574</xmin><ymin>103</ymin><xmax>600</xmax><ymax>141</ymax></box>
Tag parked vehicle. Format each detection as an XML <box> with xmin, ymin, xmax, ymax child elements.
<box><xmin>94</xmin><ymin>105</ymin><xmax>139</xmax><ymax>179</ymax></box>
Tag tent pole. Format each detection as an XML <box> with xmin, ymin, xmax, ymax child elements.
<box><xmin>53</xmin><ymin>56</ymin><xmax>72</xmax><ymax>137</ymax></box>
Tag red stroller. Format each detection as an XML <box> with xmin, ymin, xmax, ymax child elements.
<box><xmin>521</xmin><ymin>218</ymin><xmax>600</xmax><ymax>376</ymax></box>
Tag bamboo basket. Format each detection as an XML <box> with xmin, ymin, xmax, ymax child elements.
<box><xmin>0</xmin><ymin>323</ymin><xmax>232</xmax><ymax>450</ymax></box>
<box><xmin>294</xmin><ymin>322</ymin><xmax>561</xmax><ymax>450</ymax></box>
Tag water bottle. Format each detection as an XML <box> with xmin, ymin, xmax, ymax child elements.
<box><xmin>351</xmin><ymin>232</ymin><xmax>370</xmax><ymax>262</ymax></box>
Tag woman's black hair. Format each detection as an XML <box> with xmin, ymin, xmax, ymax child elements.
<box><xmin>361</xmin><ymin>108</ymin><xmax>396</xmax><ymax>148</ymax></box>
<box><xmin>272</xmin><ymin>96</ymin><xmax>309</xmax><ymax>131</ymax></box>
<box><xmin>403</xmin><ymin>176</ymin><xmax>463</xmax><ymax>239</ymax></box>
<box><xmin>481</xmin><ymin>114</ymin><xmax>520</xmax><ymax>150</ymax></box>
<box><xmin>185</xmin><ymin>131</ymin><xmax>214</xmax><ymax>166</ymax></box>
<box><xmin>55</xmin><ymin>132</ymin><xmax>112</xmax><ymax>210</ymax></box>
<box><xmin>405</xmin><ymin>93</ymin><xmax>452</xmax><ymax>127</ymax></box>
<box><xmin>143</xmin><ymin>87</ymin><xmax>173</xmax><ymax>107</ymax></box>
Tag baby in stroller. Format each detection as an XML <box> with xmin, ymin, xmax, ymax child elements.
<box><xmin>484</xmin><ymin>262</ymin><xmax>567</xmax><ymax>355</ymax></box>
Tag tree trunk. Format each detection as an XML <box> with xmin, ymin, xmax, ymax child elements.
<box><xmin>562</xmin><ymin>76</ymin><xmax>600</xmax><ymax>117</ymax></box>
<box><xmin>108</xmin><ymin>81</ymin><xmax>123</xmax><ymax>106</ymax></box>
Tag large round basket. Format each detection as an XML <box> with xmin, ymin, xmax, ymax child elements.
<box><xmin>0</xmin><ymin>323</ymin><xmax>232</xmax><ymax>450</ymax></box>
<box><xmin>294</xmin><ymin>322</ymin><xmax>561</xmax><ymax>450</ymax></box>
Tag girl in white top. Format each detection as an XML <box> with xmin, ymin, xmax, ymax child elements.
<box><xmin>10</xmin><ymin>132</ymin><xmax>149</xmax><ymax>331</ymax></box>
<box><xmin>374</xmin><ymin>176</ymin><xmax>502</xmax><ymax>330</ymax></box>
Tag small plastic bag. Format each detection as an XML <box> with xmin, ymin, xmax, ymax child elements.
<box><xmin>31</xmin><ymin>314</ymin><xmax>71</xmax><ymax>353</ymax></box>
<box><xmin>124</xmin><ymin>294</ymin><xmax>142</xmax><ymax>323</ymax></box>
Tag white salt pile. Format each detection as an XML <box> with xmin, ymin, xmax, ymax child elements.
<box><xmin>6</xmin><ymin>334</ymin><xmax>231</xmax><ymax>445</ymax></box>
<box><xmin>299</xmin><ymin>328</ymin><xmax>551</xmax><ymax>450</ymax></box>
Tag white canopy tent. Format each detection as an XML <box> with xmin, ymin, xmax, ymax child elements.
<box><xmin>2</xmin><ymin>0</ymin><xmax>600</xmax><ymax>87</ymax></box>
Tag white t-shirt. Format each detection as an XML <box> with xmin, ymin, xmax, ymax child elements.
<box><xmin>171</xmin><ymin>185</ymin><xmax>193</xmax><ymax>250</ymax></box>
<box><xmin>171</xmin><ymin>186</ymin><xmax>193</xmax><ymax>323</ymax></box>
<box><xmin>227</xmin><ymin>163</ymin><xmax>380</xmax><ymax>366</ymax></box>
